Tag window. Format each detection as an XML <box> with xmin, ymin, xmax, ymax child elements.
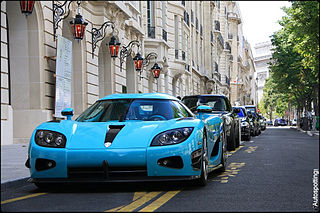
<box><xmin>174</xmin><ymin>15</ymin><xmax>179</xmax><ymax>55</ymax></box>
<box><xmin>147</xmin><ymin>1</ymin><xmax>155</xmax><ymax>38</ymax></box>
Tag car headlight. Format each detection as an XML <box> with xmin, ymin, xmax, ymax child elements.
<box><xmin>35</xmin><ymin>130</ymin><xmax>66</xmax><ymax>148</ymax></box>
<box><xmin>151</xmin><ymin>127</ymin><xmax>194</xmax><ymax>146</ymax></box>
<box><xmin>241</xmin><ymin>121</ymin><xmax>249</xmax><ymax>127</ymax></box>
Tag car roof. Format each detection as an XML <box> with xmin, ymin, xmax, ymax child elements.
<box><xmin>100</xmin><ymin>93</ymin><xmax>179</xmax><ymax>101</ymax></box>
<box><xmin>182</xmin><ymin>94</ymin><xmax>227</xmax><ymax>99</ymax></box>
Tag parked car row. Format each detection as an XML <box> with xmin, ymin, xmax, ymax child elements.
<box><xmin>25</xmin><ymin>93</ymin><xmax>263</xmax><ymax>188</ymax></box>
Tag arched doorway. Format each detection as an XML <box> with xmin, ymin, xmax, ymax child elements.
<box><xmin>7</xmin><ymin>1</ymin><xmax>45</xmax><ymax>143</ymax></box>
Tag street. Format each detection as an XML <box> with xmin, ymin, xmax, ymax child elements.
<box><xmin>1</xmin><ymin>127</ymin><xmax>319</xmax><ymax>212</ymax></box>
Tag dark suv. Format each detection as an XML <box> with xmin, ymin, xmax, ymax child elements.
<box><xmin>182</xmin><ymin>95</ymin><xmax>241</xmax><ymax>151</ymax></box>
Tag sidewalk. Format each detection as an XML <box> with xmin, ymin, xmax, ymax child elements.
<box><xmin>290</xmin><ymin>126</ymin><xmax>320</xmax><ymax>136</ymax></box>
<box><xmin>1</xmin><ymin>143</ymin><xmax>30</xmax><ymax>185</ymax></box>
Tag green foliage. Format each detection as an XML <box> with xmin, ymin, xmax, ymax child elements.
<box><xmin>262</xmin><ymin>1</ymin><xmax>319</xmax><ymax>118</ymax></box>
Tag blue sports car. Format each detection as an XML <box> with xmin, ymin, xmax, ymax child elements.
<box><xmin>25</xmin><ymin>93</ymin><xmax>227</xmax><ymax>187</ymax></box>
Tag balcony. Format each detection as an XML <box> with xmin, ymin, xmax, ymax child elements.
<box><xmin>225</xmin><ymin>42</ymin><xmax>231</xmax><ymax>53</ymax></box>
<box><xmin>214</xmin><ymin>20</ymin><xmax>220</xmax><ymax>31</ymax></box>
<box><xmin>175</xmin><ymin>49</ymin><xmax>179</xmax><ymax>59</ymax></box>
<box><xmin>215</xmin><ymin>62</ymin><xmax>219</xmax><ymax>72</ymax></box>
<box><xmin>162</xmin><ymin>28</ymin><xmax>167</xmax><ymax>42</ymax></box>
<box><xmin>218</xmin><ymin>34</ymin><xmax>224</xmax><ymax>47</ymax></box>
<box><xmin>196</xmin><ymin>17</ymin><xmax>199</xmax><ymax>31</ymax></box>
<box><xmin>148</xmin><ymin>26</ymin><xmax>155</xmax><ymax>38</ymax></box>
<box><xmin>184</xmin><ymin>10</ymin><xmax>189</xmax><ymax>26</ymax></box>
<box><xmin>185</xmin><ymin>64</ymin><xmax>190</xmax><ymax>71</ymax></box>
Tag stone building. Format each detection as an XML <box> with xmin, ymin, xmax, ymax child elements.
<box><xmin>254</xmin><ymin>41</ymin><xmax>273</xmax><ymax>104</ymax></box>
<box><xmin>1</xmin><ymin>1</ymin><xmax>256</xmax><ymax>145</ymax></box>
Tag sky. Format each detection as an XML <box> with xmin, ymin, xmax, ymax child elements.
<box><xmin>237</xmin><ymin>1</ymin><xmax>292</xmax><ymax>54</ymax></box>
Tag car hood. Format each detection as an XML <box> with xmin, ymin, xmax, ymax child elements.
<box><xmin>36</xmin><ymin>119</ymin><xmax>200</xmax><ymax>149</ymax></box>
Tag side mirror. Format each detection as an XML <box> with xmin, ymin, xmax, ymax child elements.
<box><xmin>233</xmin><ymin>108</ymin><xmax>240</xmax><ymax>113</ymax></box>
<box><xmin>61</xmin><ymin>108</ymin><xmax>74</xmax><ymax>120</ymax></box>
<box><xmin>197</xmin><ymin>105</ymin><xmax>213</xmax><ymax>113</ymax></box>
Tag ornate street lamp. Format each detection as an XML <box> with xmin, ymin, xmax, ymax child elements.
<box><xmin>53</xmin><ymin>1</ymin><xmax>87</xmax><ymax>41</ymax></box>
<box><xmin>119</xmin><ymin>40</ymin><xmax>143</xmax><ymax>72</ymax></box>
<box><xmin>69</xmin><ymin>1</ymin><xmax>88</xmax><ymax>41</ymax></box>
<box><xmin>143</xmin><ymin>52</ymin><xmax>162</xmax><ymax>79</ymax></box>
<box><xmin>20</xmin><ymin>1</ymin><xmax>35</xmax><ymax>16</ymax></box>
<box><xmin>133</xmin><ymin>52</ymin><xmax>144</xmax><ymax>72</ymax></box>
<box><xmin>151</xmin><ymin>62</ymin><xmax>161</xmax><ymax>78</ymax></box>
<box><xmin>91</xmin><ymin>21</ymin><xmax>121</xmax><ymax>58</ymax></box>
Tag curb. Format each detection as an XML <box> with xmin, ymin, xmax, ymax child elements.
<box><xmin>1</xmin><ymin>177</ymin><xmax>30</xmax><ymax>191</ymax></box>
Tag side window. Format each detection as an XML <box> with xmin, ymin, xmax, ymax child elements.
<box><xmin>224</xmin><ymin>98</ymin><xmax>231</xmax><ymax>111</ymax></box>
<box><xmin>171</xmin><ymin>101</ymin><xmax>191</xmax><ymax>118</ymax></box>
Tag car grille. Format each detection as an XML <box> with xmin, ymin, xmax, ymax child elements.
<box><xmin>68</xmin><ymin>166</ymin><xmax>148</xmax><ymax>180</ymax></box>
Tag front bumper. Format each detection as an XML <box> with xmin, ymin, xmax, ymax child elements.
<box><xmin>28</xmin><ymin>137</ymin><xmax>202</xmax><ymax>182</ymax></box>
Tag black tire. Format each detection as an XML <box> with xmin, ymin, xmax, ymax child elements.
<box><xmin>34</xmin><ymin>182</ymin><xmax>52</xmax><ymax>189</ymax></box>
<box><xmin>218</xmin><ymin>130</ymin><xmax>227</xmax><ymax>172</ymax></box>
<box><xmin>235</xmin><ymin>123</ymin><xmax>240</xmax><ymax>148</ymax></box>
<box><xmin>245</xmin><ymin>132</ymin><xmax>251</xmax><ymax>141</ymax></box>
<box><xmin>227</xmin><ymin>125</ymin><xmax>236</xmax><ymax>151</ymax></box>
<box><xmin>195</xmin><ymin>132</ymin><xmax>209</xmax><ymax>186</ymax></box>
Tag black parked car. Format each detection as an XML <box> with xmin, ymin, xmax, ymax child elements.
<box><xmin>182</xmin><ymin>95</ymin><xmax>241</xmax><ymax>151</ymax></box>
<box><xmin>274</xmin><ymin>118</ymin><xmax>287</xmax><ymax>126</ymax></box>
<box><xmin>258</xmin><ymin>114</ymin><xmax>267</xmax><ymax>131</ymax></box>
<box><xmin>244</xmin><ymin>105</ymin><xmax>261</xmax><ymax>136</ymax></box>
<box><xmin>233</xmin><ymin>106</ymin><xmax>252</xmax><ymax>141</ymax></box>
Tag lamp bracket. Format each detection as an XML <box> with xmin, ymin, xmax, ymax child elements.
<box><xmin>53</xmin><ymin>0</ymin><xmax>74</xmax><ymax>41</ymax></box>
<box><xmin>143</xmin><ymin>52</ymin><xmax>158</xmax><ymax>67</ymax></box>
<box><xmin>91</xmin><ymin>21</ymin><xmax>115</xmax><ymax>57</ymax></box>
<box><xmin>120</xmin><ymin>40</ymin><xmax>141</xmax><ymax>72</ymax></box>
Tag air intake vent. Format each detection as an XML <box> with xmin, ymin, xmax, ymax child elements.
<box><xmin>105</xmin><ymin>125</ymin><xmax>125</xmax><ymax>143</ymax></box>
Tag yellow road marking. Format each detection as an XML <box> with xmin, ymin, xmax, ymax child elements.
<box><xmin>1</xmin><ymin>193</ymin><xmax>47</xmax><ymax>205</ymax></box>
<box><xmin>105</xmin><ymin>205</ymin><xmax>124</xmax><ymax>212</ymax></box>
<box><xmin>107</xmin><ymin>191</ymin><xmax>162</xmax><ymax>212</ymax></box>
<box><xmin>138</xmin><ymin>190</ymin><xmax>180</xmax><ymax>212</ymax></box>
<box><xmin>133</xmin><ymin>192</ymin><xmax>147</xmax><ymax>201</ymax></box>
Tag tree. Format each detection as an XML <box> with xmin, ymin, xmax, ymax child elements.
<box><xmin>266</xmin><ymin>1</ymin><xmax>319</xmax><ymax>124</ymax></box>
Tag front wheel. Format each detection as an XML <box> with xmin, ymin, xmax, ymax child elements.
<box><xmin>194</xmin><ymin>132</ymin><xmax>208</xmax><ymax>186</ymax></box>
<box><xmin>219</xmin><ymin>130</ymin><xmax>227</xmax><ymax>172</ymax></box>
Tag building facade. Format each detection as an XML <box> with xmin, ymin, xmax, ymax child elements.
<box><xmin>1</xmin><ymin>1</ymin><xmax>256</xmax><ymax>145</ymax></box>
<box><xmin>254</xmin><ymin>41</ymin><xmax>273</xmax><ymax>104</ymax></box>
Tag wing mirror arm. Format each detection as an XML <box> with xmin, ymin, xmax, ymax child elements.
<box><xmin>61</xmin><ymin>108</ymin><xmax>74</xmax><ymax>120</ymax></box>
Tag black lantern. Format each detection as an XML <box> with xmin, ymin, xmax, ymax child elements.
<box><xmin>70</xmin><ymin>2</ymin><xmax>88</xmax><ymax>41</ymax></box>
<box><xmin>91</xmin><ymin>21</ymin><xmax>120</xmax><ymax>58</ymax></box>
<box><xmin>151</xmin><ymin>63</ymin><xmax>161</xmax><ymax>78</ymax></box>
<box><xmin>108</xmin><ymin>36</ymin><xmax>121</xmax><ymax>58</ymax></box>
<box><xmin>133</xmin><ymin>52</ymin><xmax>144</xmax><ymax>72</ymax></box>
<box><xmin>20</xmin><ymin>1</ymin><xmax>35</xmax><ymax>15</ymax></box>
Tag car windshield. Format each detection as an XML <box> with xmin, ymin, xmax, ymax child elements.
<box><xmin>76</xmin><ymin>99</ymin><xmax>193</xmax><ymax>122</ymax></box>
<box><xmin>183</xmin><ymin>96</ymin><xmax>227</xmax><ymax>112</ymax></box>
<box><xmin>245</xmin><ymin>107</ymin><xmax>257</xmax><ymax>114</ymax></box>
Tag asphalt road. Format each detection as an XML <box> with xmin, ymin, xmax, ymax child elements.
<box><xmin>1</xmin><ymin>127</ymin><xmax>319</xmax><ymax>212</ymax></box>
